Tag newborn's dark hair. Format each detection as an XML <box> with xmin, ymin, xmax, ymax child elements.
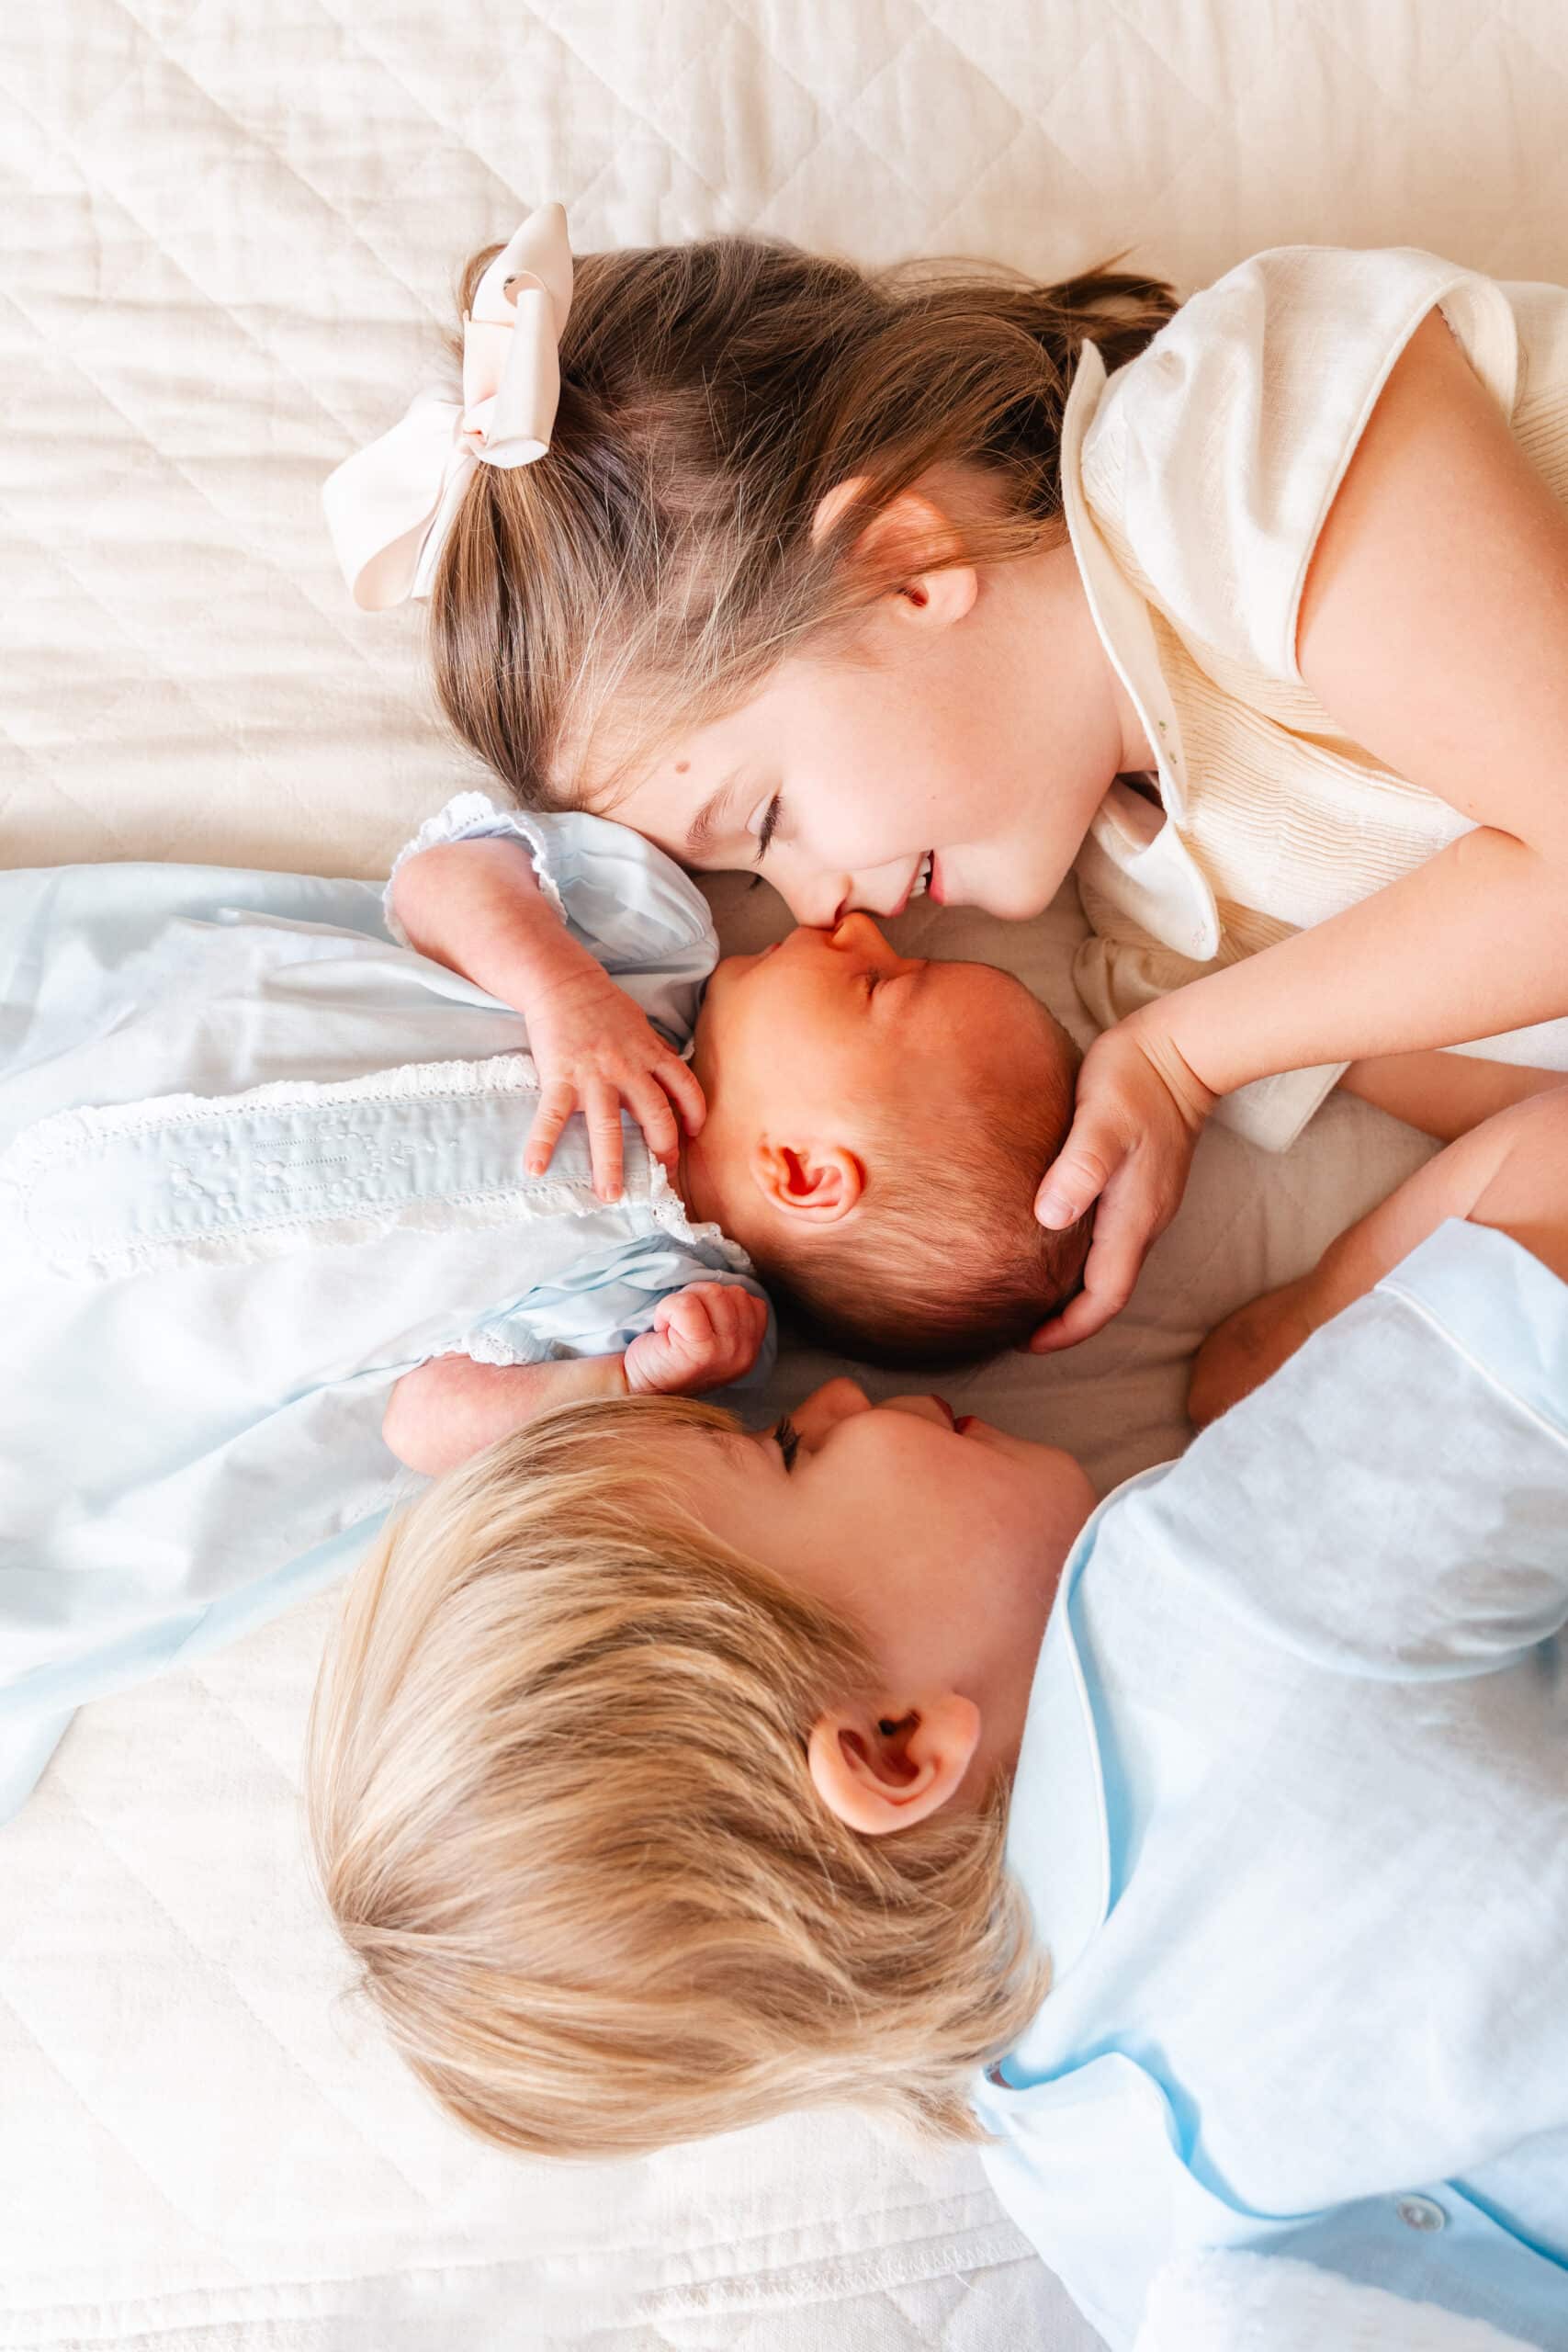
<box><xmin>758</xmin><ymin>1001</ymin><xmax>1089</xmax><ymax>1370</ymax></box>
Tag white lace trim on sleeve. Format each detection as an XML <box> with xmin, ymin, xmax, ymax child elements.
<box><xmin>383</xmin><ymin>792</ymin><xmax>567</xmax><ymax>944</ymax></box>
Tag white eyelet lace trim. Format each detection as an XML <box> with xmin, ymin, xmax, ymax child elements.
<box><xmin>2</xmin><ymin>1053</ymin><xmax>755</xmax><ymax>1281</ymax></box>
<box><xmin>440</xmin><ymin>1328</ymin><xmax>547</xmax><ymax>1369</ymax></box>
<box><xmin>644</xmin><ymin>1159</ymin><xmax>755</xmax><ymax>1274</ymax></box>
<box><xmin>382</xmin><ymin>792</ymin><xmax>566</xmax><ymax>944</ymax></box>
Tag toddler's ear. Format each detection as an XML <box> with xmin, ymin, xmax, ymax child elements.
<box><xmin>750</xmin><ymin>1139</ymin><xmax>864</xmax><ymax>1225</ymax></box>
<box><xmin>807</xmin><ymin>1696</ymin><xmax>981</xmax><ymax>1837</ymax></box>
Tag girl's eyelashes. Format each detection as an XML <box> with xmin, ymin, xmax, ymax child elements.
<box><xmin>753</xmin><ymin>793</ymin><xmax>783</xmax><ymax>863</ymax></box>
<box><xmin>773</xmin><ymin>1414</ymin><xmax>801</xmax><ymax>1472</ymax></box>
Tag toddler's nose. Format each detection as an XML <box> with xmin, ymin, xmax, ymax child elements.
<box><xmin>790</xmin><ymin>1376</ymin><xmax>872</xmax><ymax>1449</ymax></box>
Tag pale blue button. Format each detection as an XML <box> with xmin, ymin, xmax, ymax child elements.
<box><xmin>1396</xmin><ymin>2196</ymin><xmax>1447</xmax><ymax>2233</ymax></box>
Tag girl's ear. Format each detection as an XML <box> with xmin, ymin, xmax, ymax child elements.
<box><xmin>807</xmin><ymin>1694</ymin><xmax>981</xmax><ymax>1837</ymax></box>
<box><xmin>750</xmin><ymin>1139</ymin><xmax>865</xmax><ymax>1226</ymax></box>
<box><xmin>810</xmin><ymin>479</ymin><xmax>978</xmax><ymax>628</ymax></box>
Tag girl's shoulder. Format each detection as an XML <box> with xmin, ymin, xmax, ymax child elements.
<box><xmin>1077</xmin><ymin>244</ymin><xmax>1525</xmax><ymax>682</ymax></box>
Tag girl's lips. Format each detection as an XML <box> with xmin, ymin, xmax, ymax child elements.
<box><xmin>889</xmin><ymin>854</ymin><xmax>931</xmax><ymax>919</ymax></box>
<box><xmin>929</xmin><ymin>851</ymin><xmax>947</xmax><ymax>905</ymax></box>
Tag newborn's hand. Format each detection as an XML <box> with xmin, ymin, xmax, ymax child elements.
<box><xmin>624</xmin><ymin>1283</ymin><xmax>769</xmax><ymax>1396</ymax></box>
<box><xmin>1028</xmin><ymin>1015</ymin><xmax>1215</xmax><ymax>1352</ymax></box>
<box><xmin>1188</xmin><ymin>1275</ymin><xmax>1320</xmax><ymax>1426</ymax></box>
<box><xmin>525</xmin><ymin>956</ymin><xmax>706</xmax><ymax>1203</ymax></box>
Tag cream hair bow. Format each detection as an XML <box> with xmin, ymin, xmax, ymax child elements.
<box><xmin>322</xmin><ymin>202</ymin><xmax>574</xmax><ymax>612</ymax></box>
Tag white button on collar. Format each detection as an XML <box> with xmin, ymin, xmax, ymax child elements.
<box><xmin>1396</xmin><ymin>2195</ymin><xmax>1447</xmax><ymax>2233</ymax></box>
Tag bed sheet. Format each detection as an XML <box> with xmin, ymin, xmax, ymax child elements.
<box><xmin>3</xmin><ymin>2</ymin><xmax>1559</xmax><ymax>2346</ymax></box>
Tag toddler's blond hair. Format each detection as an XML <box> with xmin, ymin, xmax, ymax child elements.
<box><xmin>308</xmin><ymin>1395</ymin><xmax>1047</xmax><ymax>2158</ymax></box>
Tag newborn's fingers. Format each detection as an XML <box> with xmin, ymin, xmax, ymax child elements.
<box><xmin>710</xmin><ymin>1287</ymin><xmax>746</xmax><ymax>1352</ymax></box>
<box><xmin>525</xmin><ymin>1081</ymin><xmax>578</xmax><ymax>1178</ymax></box>
<box><xmin>626</xmin><ymin>1075</ymin><xmax>681</xmax><ymax>1175</ymax></box>
<box><xmin>660</xmin><ymin>1286</ymin><xmax>711</xmax><ymax>1346</ymax></box>
<box><xmin>584</xmin><ymin>1080</ymin><xmax>625</xmax><ymax>1201</ymax></box>
<box><xmin>659</xmin><ymin>1055</ymin><xmax>706</xmax><ymax>1136</ymax></box>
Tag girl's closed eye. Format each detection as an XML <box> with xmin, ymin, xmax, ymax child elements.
<box><xmin>753</xmin><ymin>793</ymin><xmax>783</xmax><ymax>863</ymax></box>
<box><xmin>773</xmin><ymin>1414</ymin><xmax>800</xmax><ymax>1471</ymax></box>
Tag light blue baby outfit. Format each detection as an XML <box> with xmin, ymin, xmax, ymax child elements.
<box><xmin>0</xmin><ymin>796</ymin><xmax>770</xmax><ymax>1818</ymax></box>
<box><xmin>976</xmin><ymin>1220</ymin><xmax>1568</xmax><ymax>2349</ymax></box>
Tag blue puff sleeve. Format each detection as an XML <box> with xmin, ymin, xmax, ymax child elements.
<box><xmin>450</xmin><ymin>1216</ymin><xmax>776</xmax><ymax>1400</ymax></box>
<box><xmin>386</xmin><ymin>793</ymin><xmax>719</xmax><ymax>1049</ymax></box>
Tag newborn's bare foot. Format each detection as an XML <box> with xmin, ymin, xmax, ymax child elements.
<box><xmin>1188</xmin><ymin>1275</ymin><xmax>1320</xmax><ymax>1427</ymax></box>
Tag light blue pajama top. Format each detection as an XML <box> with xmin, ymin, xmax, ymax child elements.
<box><xmin>0</xmin><ymin>796</ymin><xmax>770</xmax><ymax>1817</ymax></box>
<box><xmin>976</xmin><ymin>1221</ymin><xmax>1568</xmax><ymax>2350</ymax></box>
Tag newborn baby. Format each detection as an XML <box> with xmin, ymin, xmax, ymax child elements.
<box><xmin>0</xmin><ymin>800</ymin><xmax>1083</xmax><ymax>1814</ymax></box>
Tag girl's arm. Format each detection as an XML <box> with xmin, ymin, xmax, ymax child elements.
<box><xmin>1165</xmin><ymin>307</ymin><xmax>1568</xmax><ymax>1085</ymax></box>
<box><xmin>382</xmin><ymin>1283</ymin><xmax>768</xmax><ymax>1476</ymax></box>
<box><xmin>1190</xmin><ymin>1082</ymin><xmax>1568</xmax><ymax>1425</ymax></box>
<box><xmin>392</xmin><ymin>837</ymin><xmax>705</xmax><ymax>1201</ymax></box>
<box><xmin>1037</xmin><ymin>310</ymin><xmax>1568</xmax><ymax>1349</ymax></box>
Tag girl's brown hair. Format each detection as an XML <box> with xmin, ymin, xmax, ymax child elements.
<box><xmin>308</xmin><ymin>1393</ymin><xmax>1049</xmax><ymax>2158</ymax></box>
<box><xmin>433</xmin><ymin>234</ymin><xmax>1177</xmax><ymax>808</ymax></box>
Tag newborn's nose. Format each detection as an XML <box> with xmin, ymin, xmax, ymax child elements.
<box><xmin>829</xmin><ymin>911</ymin><xmax>891</xmax><ymax>956</ymax></box>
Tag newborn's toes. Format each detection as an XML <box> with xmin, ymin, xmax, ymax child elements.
<box><xmin>1189</xmin><ymin>1278</ymin><xmax>1316</xmax><ymax>1428</ymax></box>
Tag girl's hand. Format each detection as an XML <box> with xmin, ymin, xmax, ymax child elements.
<box><xmin>1029</xmin><ymin>1016</ymin><xmax>1216</xmax><ymax>1351</ymax></box>
<box><xmin>624</xmin><ymin>1283</ymin><xmax>769</xmax><ymax>1396</ymax></box>
<box><xmin>524</xmin><ymin>956</ymin><xmax>706</xmax><ymax>1202</ymax></box>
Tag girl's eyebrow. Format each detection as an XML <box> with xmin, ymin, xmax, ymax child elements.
<box><xmin>687</xmin><ymin>773</ymin><xmax>742</xmax><ymax>857</ymax></box>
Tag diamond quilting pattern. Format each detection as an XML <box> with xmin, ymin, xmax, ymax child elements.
<box><xmin>2</xmin><ymin>6</ymin><xmax>1565</xmax><ymax>2347</ymax></box>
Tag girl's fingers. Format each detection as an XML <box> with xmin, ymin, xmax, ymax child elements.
<box><xmin>584</xmin><ymin>1080</ymin><xmax>625</xmax><ymax>1200</ymax></box>
<box><xmin>1035</xmin><ymin>1118</ymin><xmax>1118</xmax><ymax>1228</ymax></box>
<box><xmin>525</xmin><ymin>1081</ymin><xmax>577</xmax><ymax>1177</ymax></box>
<box><xmin>659</xmin><ymin>1055</ymin><xmax>707</xmax><ymax>1136</ymax></box>
<box><xmin>1029</xmin><ymin>1193</ymin><xmax>1148</xmax><ymax>1352</ymax></box>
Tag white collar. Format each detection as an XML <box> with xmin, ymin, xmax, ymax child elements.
<box><xmin>1059</xmin><ymin>349</ymin><xmax>1223</xmax><ymax>965</ymax></box>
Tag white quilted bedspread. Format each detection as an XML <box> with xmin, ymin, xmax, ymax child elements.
<box><xmin>4</xmin><ymin>5</ymin><xmax>1566</xmax><ymax>2347</ymax></box>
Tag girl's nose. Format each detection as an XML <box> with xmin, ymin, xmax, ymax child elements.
<box><xmin>777</xmin><ymin>867</ymin><xmax>852</xmax><ymax>928</ymax></box>
<box><xmin>790</xmin><ymin>1376</ymin><xmax>871</xmax><ymax>1449</ymax></box>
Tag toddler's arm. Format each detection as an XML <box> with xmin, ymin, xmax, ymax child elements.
<box><xmin>1190</xmin><ymin>1081</ymin><xmax>1568</xmax><ymax>1423</ymax></box>
<box><xmin>382</xmin><ymin>1283</ymin><xmax>768</xmax><ymax>1476</ymax></box>
<box><xmin>1339</xmin><ymin>1049</ymin><xmax>1566</xmax><ymax>1142</ymax></box>
<box><xmin>392</xmin><ymin>835</ymin><xmax>704</xmax><ymax>1202</ymax></box>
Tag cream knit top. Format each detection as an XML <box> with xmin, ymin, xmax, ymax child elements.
<box><xmin>1059</xmin><ymin>245</ymin><xmax>1568</xmax><ymax>1148</ymax></box>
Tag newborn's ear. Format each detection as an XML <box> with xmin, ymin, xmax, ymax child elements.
<box><xmin>750</xmin><ymin>1140</ymin><xmax>865</xmax><ymax>1225</ymax></box>
<box><xmin>807</xmin><ymin>1697</ymin><xmax>981</xmax><ymax>1836</ymax></box>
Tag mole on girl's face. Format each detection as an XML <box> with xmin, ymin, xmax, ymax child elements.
<box><xmin>602</xmin><ymin>634</ymin><xmax>1110</xmax><ymax>929</ymax></box>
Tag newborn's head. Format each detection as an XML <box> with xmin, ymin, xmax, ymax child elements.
<box><xmin>688</xmin><ymin>917</ymin><xmax>1089</xmax><ymax>1366</ymax></box>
